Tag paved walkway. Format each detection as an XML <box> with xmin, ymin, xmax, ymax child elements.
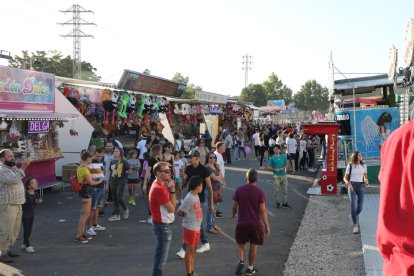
<box><xmin>360</xmin><ymin>194</ymin><xmax>383</xmax><ymax>276</ymax></box>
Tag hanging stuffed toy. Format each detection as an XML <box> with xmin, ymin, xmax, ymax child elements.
<box><xmin>117</xmin><ymin>93</ymin><xmax>130</xmax><ymax>119</ymax></box>
<box><xmin>196</xmin><ymin>104</ymin><xmax>201</xmax><ymax>114</ymax></box>
<box><xmin>174</xmin><ymin>103</ymin><xmax>181</xmax><ymax>114</ymax></box>
<box><xmin>136</xmin><ymin>96</ymin><xmax>146</xmax><ymax>119</ymax></box>
<box><xmin>158</xmin><ymin>97</ymin><xmax>167</xmax><ymax>113</ymax></box>
<box><xmin>152</xmin><ymin>97</ymin><xmax>160</xmax><ymax>118</ymax></box>
<box><xmin>181</xmin><ymin>103</ymin><xmax>191</xmax><ymax>115</ymax></box>
<box><xmin>63</xmin><ymin>86</ymin><xmax>70</xmax><ymax>97</ymax></box>
<box><xmin>143</xmin><ymin>96</ymin><xmax>153</xmax><ymax>114</ymax></box>
<box><xmin>190</xmin><ymin>104</ymin><xmax>197</xmax><ymax>115</ymax></box>
<box><xmin>102</xmin><ymin>90</ymin><xmax>119</xmax><ymax>124</ymax></box>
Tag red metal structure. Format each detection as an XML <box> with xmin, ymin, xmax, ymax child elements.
<box><xmin>302</xmin><ymin>123</ymin><xmax>340</xmax><ymax>195</ymax></box>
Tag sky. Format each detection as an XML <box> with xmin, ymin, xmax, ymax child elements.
<box><xmin>1</xmin><ymin>0</ymin><xmax>413</xmax><ymax>96</ymax></box>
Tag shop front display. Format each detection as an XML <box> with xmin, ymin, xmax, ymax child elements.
<box><xmin>0</xmin><ymin>66</ymin><xmax>77</xmax><ymax>187</ymax></box>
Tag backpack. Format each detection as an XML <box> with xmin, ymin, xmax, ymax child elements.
<box><xmin>70</xmin><ymin>175</ymin><xmax>82</xmax><ymax>193</ymax></box>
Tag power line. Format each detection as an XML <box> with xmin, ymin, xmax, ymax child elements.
<box><xmin>58</xmin><ymin>4</ymin><xmax>96</xmax><ymax>80</ymax></box>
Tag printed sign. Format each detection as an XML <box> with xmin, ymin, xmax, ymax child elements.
<box><xmin>0</xmin><ymin>66</ymin><xmax>55</xmax><ymax>111</ymax></box>
<box><xmin>335</xmin><ymin>112</ymin><xmax>351</xmax><ymax>136</ymax></box>
<box><xmin>118</xmin><ymin>70</ymin><xmax>186</xmax><ymax>97</ymax></box>
<box><xmin>27</xmin><ymin>120</ymin><xmax>50</xmax><ymax>134</ymax></box>
<box><xmin>195</xmin><ymin>91</ymin><xmax>227</xmax><ymax>104</ymax></box>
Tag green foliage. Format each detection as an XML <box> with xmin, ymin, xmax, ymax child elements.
<box><xmin>240</xmin><ymin>73</ymin><xmax>293</xmax><ymax>106</ymax></box>
<box><xmin>293</xmin><ymin>80</ymin><xmax>329</xmax><ymax>111</ymax></box>
<box><xmin>240</xmin><ymin>84</ymin><xmax>267</xmax><ymax>106</ymax></box>
<box><xmin>172</xmin><ymin>72</ymin><xmax>202</xmax><ymax>99</ymax></box>
<box><xmin>8</xmin><ymin>50</ymin><xmax>101</xmax><ymax>81</ymax></box>
<box><xmin>262</xmin><ymin>73</ymin><xmax>293</xmax><ymax>105</ymax></box>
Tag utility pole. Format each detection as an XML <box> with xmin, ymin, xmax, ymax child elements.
<box><xmin>58</xmin><ymin>4</ymin><xmax>96</xmax><ymax>79</ymax></box>
<box><xmin>241</xmin><ymin>54</ymin><xmax>252</xmax><ymax>88</ymax></box>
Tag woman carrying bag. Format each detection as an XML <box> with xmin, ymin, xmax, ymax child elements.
<box><xmin>343</xmin><ymin>151</ymin><xmax>369</xmax><ymax>234</ymax></box>
<box><xmin>205</xmin><ymin>152</ymin><xmax>224</xmax><ymax>234</ymax></box>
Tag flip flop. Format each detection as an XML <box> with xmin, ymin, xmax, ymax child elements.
<box><xmin>208</xmin><ymin>228</ymin><xmax>219</xmax><ymax>234</ymax></box>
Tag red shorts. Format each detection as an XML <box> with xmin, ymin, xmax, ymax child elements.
<box><xmin>182</xmin><ymin>227</ymin><xmax>200</xmax><ymax>246</ymax></box>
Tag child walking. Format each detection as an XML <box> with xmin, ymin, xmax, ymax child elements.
<box><xmin>176</xmin><ymin>176</ymin><xmax>203</xmax><ymax>276</ymax></box>
<box><xmin>173</xmin><ymin>150</ymin><xmax>185</xmax><ymax>204</ymax></box>
<box><xmin>139</xmin><ymin>152</ymin><xmax>150</xmax><ymax>198</ymax></box>
<box><xmin>22</xmin><ymin>178</ymin><xmax>43</xmax><ymax>253</ymax></box>
<box><xmin>127</xmin><ymin>150</ymin><xmax>140</xmax><ymax>206</ymax></box>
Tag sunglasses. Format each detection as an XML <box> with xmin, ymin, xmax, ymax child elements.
<box><xmin>159</xmin><ymin>169</ymin><xmax>171</xmax><ymax>174</ymax></box>
<box><xmin>209</xmin><ymin>156</ymin><xmax>216</xmax><ymax>159</ymax></box>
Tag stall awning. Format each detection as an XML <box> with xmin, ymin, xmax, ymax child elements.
<box><xmin>0</xmin><ymin>112</ymin><xmax>78</xmax><ymax>121</ymax></box>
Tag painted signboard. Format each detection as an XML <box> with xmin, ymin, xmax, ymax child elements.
<box><xmin>267</xmin><ymin>100</ymin><xmax>285</xmax><ymax>107</ymax></box>
<box><xmin>0</xmin><ymin>66</ymin><xmax>55</xmax><ymax>112</ymax></box>
<box><xmin>118</xmin><ymin>70</ymin><xmax>186</xmax><ymax>97</ymax></box>
<box><xmin>27</xmin><ymin>120</ymin><xmax>50</xmax><ymax>134</ymax></box>
<box><xmin>336</xmin><ymin>108</ymin><xmax>400</xmax><ymax>157</ymax></box>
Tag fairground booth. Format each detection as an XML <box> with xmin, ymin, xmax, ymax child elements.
<box><xmin>333</xmin><ymin>74</ymin><xmax>402</xmax><ymax>184</ymax></box>
<box><xmin>0</xmin><ymin>66</ymin><xmax>77</xmax><ymax>193</ymax></box>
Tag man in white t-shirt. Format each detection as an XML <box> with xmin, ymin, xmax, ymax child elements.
<box><xmin>136</xmin><ymin>136</ymin><xmax>147</xmax><ymax>176</ymax></box>
<box><xmin>214</xmin><ymin>142</ymin><xmax>226</xmax><ymax>218</ymax></box>
<box><xmin>285</xmin><ymin>132</ymin><xmax>297</xmax><ymax>174</ymax></box>
<box><xmin>252</xmin><ymin>129</ymin><xmax>260</xmax><ymax>159</ymax></box>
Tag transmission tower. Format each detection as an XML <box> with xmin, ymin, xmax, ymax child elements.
<box><xmin>241</xmin><ymin>54</ymin><xmax>253</xmax><ymax>88</ymax></box>
<box><xmin>58</xmin><ymin>4</ymin><xmax>96</xmax><ymax>79</ymax></box>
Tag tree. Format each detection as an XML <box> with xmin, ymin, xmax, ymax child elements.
<box><xmin>262</xmin><ymin>73</ymin><xmax>293</xmax><ymax>105</ymax></box>
<box><xmin>240</xmin><ymin>83</ymin><xmax>267</xmax><ymax>106</ymax></box>
<box><xmin>293</xmin><ymin>80</ymin><xmax>329</xmax><ymax>111</ymax></box>
<box><xmin>9</xmin><ymin>50</ymin><xmax>101</xmax><ymax>81</ymax></box>
<box><xmin>171</xmin><ymin>72</ymin><xmax>202</xmax><ymax>99</ymax></box>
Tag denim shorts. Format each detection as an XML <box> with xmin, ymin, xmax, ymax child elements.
<box><xmin>91</xmin><ymin>187</ymin><xmax>105</xmax><ymax>209</ymax></box>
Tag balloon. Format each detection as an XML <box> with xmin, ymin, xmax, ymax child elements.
<box><xmin>245</xmin><ymin>146</ymin><xmax>251</xmax><ymax>155</ymax></box>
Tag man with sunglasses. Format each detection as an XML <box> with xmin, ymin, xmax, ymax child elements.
<box><xmin>176</xmin><ymin>150</ymin><xmax>214</xmax><ymax>259</ymax></box>
<box><xmin>149</xmin><ymin>161</ymin><xmax>176</xmax><ymax>276</ymax></box>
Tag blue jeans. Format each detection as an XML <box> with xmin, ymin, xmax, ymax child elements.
<box><xmin>151</xmin><ymin>222</ymin><xmax>172</xmax><ymax>276</ymax></box>
<box><xmin>234</xmin><ymin>146</ymin><xmax>239</xmax><ymax>160</ymax></box>
<box><xmin>205</xmin><ymin>191</ymin><xmax>215</xmax><ymax>230</ymax></box>
<box><xmin>348</xmin><ymin>182</ymin><xmax>364</xmax><ymax>225</ymax></box>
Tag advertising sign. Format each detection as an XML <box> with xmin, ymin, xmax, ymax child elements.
<box><xmin>118</xmin><ymin>70</ymin><xmax>186</xmax><ymax>97</ymax></box>
<box><xmin>27</xmin><ymin>120</ymin><xmax>50</xmax><ymax>134</ymax></box>
<box><xmin>0</xmin><ymin>66</ymin><xmax>55</xmax><ymax>111</ymax></box>
<box><xmin>267</xmin><ymin>100</ymin><xmax>285</xmax><ymax>107</ymax></box>
<box><xmin>338</xmin><ymin>108</ymin><xmax>399</xmax><ymax>157</ymax></box>
<box><xmin>335</xmin><ymin>112</ymin><xmax>351</xmax><ymax>136</ymax></box>
<box><xmin>195</xmin><ymin>91</ymin><xmax>227</xmax><ymax>104</ymax></box>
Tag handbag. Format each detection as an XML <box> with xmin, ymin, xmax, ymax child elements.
<box><xmin>213</xmin><ymin>188</ymin><xmax>223</xmax><ymax>203</ymax></box>
<box><xmin>70</xmin><ymin>175</ymin><xmax>82</xmax><ymax>193</ymax></box>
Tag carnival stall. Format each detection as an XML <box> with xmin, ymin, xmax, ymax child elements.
<box><xmin>0</xmin><ymin>66</ymin><xmax>77</xmax><ymax>188</ymax></box>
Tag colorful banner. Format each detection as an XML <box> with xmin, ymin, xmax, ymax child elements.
<box><xmin>0</xmin><ymin>66</ymin><xmax>55</xmax><ymax>111</ymax></box>
<box><xmin>336</xmin><ymin>108</ymin><xmax>400</xmax><ymax>157</ymax></box>
<box><xmin>267</xmin><ymin>100</ymin><xmax>285</xmax><ymax>107</ymax></box>
<box><xmin>118</xmin><ymin>70</ymin><xmax>186</xmax><ymax>97</ymax></box>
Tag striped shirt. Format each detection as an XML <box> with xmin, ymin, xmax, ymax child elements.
<box><xmin>0</xmin><ymin>164</ymin><xmax>26</xmax><ymax>204</ymax></box>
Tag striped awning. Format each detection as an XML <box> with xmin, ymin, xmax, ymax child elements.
<box><xmin>0</xmin><ymin>112</ymin><xmax>78</xmax><ymax>121</ymax></box>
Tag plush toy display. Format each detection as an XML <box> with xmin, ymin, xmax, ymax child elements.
<box><xmin>174</xmin><ymin>103</ymin><xmax>181</xmax><ymax>114</ymax></box>
<box><xmin>143</xmin><ymin>96</ymin><xmax>153</xmax><ymax>114</ymax></box>
<box><xmin>102</xmin><ymin>90</ymin><xmax>119</xmax><ymax>124</ymax></box>
<box><xmin>181</xmin><ymin>104</ymin><xmax>191</xmax><ymax>115</ymax></box>
<box><xmin>158</xmin><ymin>97</ymin><xmax>168</xmax><ymax>113</ymax></box>
<box><xmin>136</xmin><ymin>96</ymin><xmax>146</xmax><ymax>119</ymax></box>
<box><xmin>117</xmin><ymin>93</ymin><xmax>130</xmax><ymax>119</ymax></box>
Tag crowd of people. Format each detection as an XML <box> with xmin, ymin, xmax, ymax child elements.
<box><xmin>2</xmin><ymin>118</ymin><xmax>411</xmax><ymax>275</ymax></box>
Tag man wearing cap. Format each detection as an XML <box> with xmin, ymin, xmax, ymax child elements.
<box><xmin>176</xmin><ymin>149</ymin><xmax>214</xmax><ymax>259</ymax></box>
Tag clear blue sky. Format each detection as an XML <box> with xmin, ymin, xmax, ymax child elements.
<box><xmin>0</xmin><ymin>0</ymin><xmax>412</xmax><ymax>96</ymax></box>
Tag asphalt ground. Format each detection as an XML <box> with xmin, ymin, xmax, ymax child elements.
<box><xmin>3</xmin><ymin>154</ymin><xmax>316</xmax><ymax>276</ymax></box>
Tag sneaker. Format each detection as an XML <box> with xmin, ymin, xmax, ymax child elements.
<box><xmin>196</xmin><ymin>243</ymin><xmax>210</xmax><ymax>253</ymax></box>
<box><xmin>108</xmin><ymin>215</ymin><xmax>121</xmax><ymax>221</ymax></box>
<box><xmin>282</xmin><ymin>203</ymin><xmax>292</xmax><ymax>209</ymax></box>
<box><xmin>131</xmin><ymin>199</ymin><xmax>136</xmax><ymax>206</ymax></box>
<box><xmin>246</xmin><ymin>267</ymin><xmax>258</xmax><ymax>275</ymax></box>
<box><xmin>276</xmin><ymin>203</ymin><xmax>280</xmax><ymax>209</ymax></box>
<box><xmin>128</xmin><ymin>198</ymin><xmax>133</xmax><ymax>205</ymax></box>
<box><xmin>235</xmin><ymin>261</ymin><xmax>245</xmax><ymax>275</ymax></box>
<box><xmin>86</xmin><ymin>227</ymin><xmax>97</xmax><ymax>236</ymax></box>
<box><xmin>215</xmin><ymin>210</ymin><xmax>223</xmax><ymax>218</ymax></box>
<box><xmin>353</xmin><ymin>226</ymin><xmax>359</xmax><ymax>234</ymax></box>
<box><xmin>0</xmin><ymin>254</ymin><xmax>13</xmax><ymax>263</ymax></box>
<box><xmin>82</xmin><ymin>234</ymin><xmax>93</xmax><ymax>240</ymax></box>
<box><xmin>123</xmin><ymin>209</ymin><xmax>130</xmax><ymax>219</ymax></box>
<box><xmin>75</xmin><ymin>236</ymin><xmax>88</xmax><ymax>244</ymax></box>
<box><xmin>92</xmin><ymin>224</ymin><xmax>106</xmax><ymax>231</ymax></box>
<box><xmin>147</xmin><ymin>217</ymin><xmax>153</xmax><ymax>224</ymax></box>
<box><xmin>176</xmin><ymin>248</ymin><xmax>185</xmax><ymax>259</ymax></box>
<box><xmin>25</xmin><ymin>246</ymin><xmax>35</xmax><ymax>253</ymax></box>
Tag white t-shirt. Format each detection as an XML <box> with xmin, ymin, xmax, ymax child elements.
<box><xmin>269</xmin><ymin>138</ymin><xmax>276</xmax><ymax>147</ymax></box>
<box><xmin>252</xmin><ymin>133</ymin><xmax>260</xmax><ymax>146</ymax></box>
<box><xmin>286</xmin><ymin>137</ymin><xmax>297</xmax><ymax>154</ymax></box>
<box><xmin>136</xmin><ymin>139</ymin><xmax>147</xmax><ymax>160</ymax></box>
<box><xmin>173</xmin><ymin>159</ymin><xmax>184</xmax><ymax>179</ymax></box>
<box><xmin>214</xmin><ymin>150</ymin><xmax>225</xmax><ymax>177</ymax></box>
<box><xmin>299</xmin><ymin>140</ymin><xmax>307</xmax><ymax>152</ymax></box>
<box><xmin>346</xmin><ymin>164</ymin><xmax>367</xmax><ymax>182</ymax></box>
<box><xmin>174</xmin><ymin>140</ymin><xmax>182</xmax><ymax>151</ymax></box>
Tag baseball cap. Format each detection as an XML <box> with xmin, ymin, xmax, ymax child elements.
<box><xmin>188</xmin><ymin>149</ymin><xmax>200</xmax><ymax>158</ymax></box>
